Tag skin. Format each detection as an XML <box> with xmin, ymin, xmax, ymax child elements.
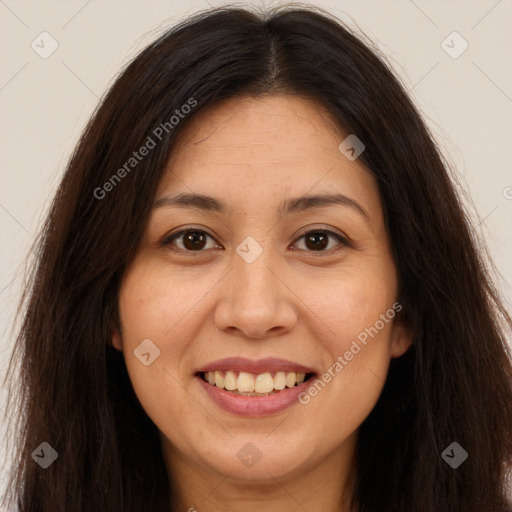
<box><xmin>112</xmin><ymin>94</ymin><xmax>412</xmax><ymax>512</ymax></box>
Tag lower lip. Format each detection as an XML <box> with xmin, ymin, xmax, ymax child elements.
<box><xmin>196</xmin><ymin>375</ymin><xmax>314</xmax><ymax>417</ymax></box>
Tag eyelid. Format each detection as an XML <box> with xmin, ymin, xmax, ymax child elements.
<box><xmin>293</xmin><ymin>224</ymin><xmax>349</xmax><ymax>244</ymax></box>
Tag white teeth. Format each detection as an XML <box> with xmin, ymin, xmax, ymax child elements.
<box><xmin>285</xmin><ymin>372</ymin><xmax>297</xmax><ymax>388</ymax></box>
<box><xmin>254</xmin><ymin>373</ymin><xmax>274</xmax><ymax>393</ymax></box>
<box><xmin>237</xmin><ymin>371</ymin><xmax>255</xmax><ymax>392</ymax></box>
<box><xmin>203</xmin><ymin>370</ymin><xmax>310</xmax><ymax>394</ymax></box>
<box><xmin>224</xmin><ymin>370</ymin><xmax>237</xmax><ymax>391</ymax></box>
<box><xmin>214</xmin><ymin>370</ymin><xmax>224</xmax><ymax>388</ymax></box>
<box><xmin>273</xmin><ymin>372</ymin><xmax>286</xmax><ymax>390</ymax></box>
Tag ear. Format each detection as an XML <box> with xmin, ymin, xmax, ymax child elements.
<box><xmin>110</xmin><ymin>327</ymin><xmax>123</xmax><ymax>352</ymax></box>
<box><xmin>389</xmin><ymin>320</ymin><xmax>413</xmax><ymax>359</ymax></box>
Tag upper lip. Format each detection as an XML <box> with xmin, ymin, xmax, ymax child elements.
<box><xmin>195</xmin><ymin>357</ymin><xmax>316</xmax><ymax>375</ymax></box>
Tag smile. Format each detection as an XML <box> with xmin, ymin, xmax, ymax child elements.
<box><xmin>195</xmin><ymin>367</ymin><xmax>317</xmax><ymax>416</ymax></box>
<box><xmin>200</xmin><ymin>370</ymin><xmax>314</xmax><ymax>395</ymax></box>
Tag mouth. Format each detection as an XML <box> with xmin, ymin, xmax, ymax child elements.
<box><xmin>194</xmin><ymin>357</ymin><xmax>318</xmax><ymax>416</ymax></box>
<box><xmin>197</xmin><ymin>370</ymin><xmax>317</xmax><ymax>396</ymax></box>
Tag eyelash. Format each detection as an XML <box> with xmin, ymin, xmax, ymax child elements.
<box><xmin>160</xmin><ymin>226</ymin><xmax>350</xmax><ymax>255</ymax></box>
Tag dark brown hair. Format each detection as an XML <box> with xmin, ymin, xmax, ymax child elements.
<box><xmin>3</xmin><ymin>5</ymin><xmax>512</xmax><ymax>511</ymax></box>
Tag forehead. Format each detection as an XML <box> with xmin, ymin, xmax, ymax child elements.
<box><xmin>158</xmin><ymin>94</ymin><xmax>381</xmax><ymax>221</ymax></box>
<box><xmin>169</xmin><ymin>94</ymin><xmax>345</xmax><ymax>163</ymax></box>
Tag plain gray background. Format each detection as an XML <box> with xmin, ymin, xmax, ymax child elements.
<box><xmin>1</xmin><ymin>0</ymin><xmax>511</xmax><ymax>504</ymax></box>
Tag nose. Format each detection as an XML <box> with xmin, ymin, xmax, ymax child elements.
<box><xmin>213</xmin><ymin>245</ymin><xmax>298</xmax><ymax>340</ymax></box>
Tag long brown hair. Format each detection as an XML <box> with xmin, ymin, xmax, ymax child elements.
<box><xmin>3</xmin><ymin>5</ymin><xmax>512</xmax><ymax>511</ymax></box>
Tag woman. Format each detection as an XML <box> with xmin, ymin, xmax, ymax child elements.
<box><xmin>3</xmin><ymin>5</ymin><xmax>512</xmax><ymax>511</ymax></box>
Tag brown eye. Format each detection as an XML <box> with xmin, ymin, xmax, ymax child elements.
<box><xmin>293</xmin><ymin>229</ymin><xmax>348</xmax><ymax>252</ymax></box>
<box><xmin>162</xmin><ymin>229</ymin><xmax>217</xmax><ymax>252</ymax></box>
<box><xmin>304</xmin><ymin>231</ymin><xmax>329</xmax><ymax>250</ymax></box>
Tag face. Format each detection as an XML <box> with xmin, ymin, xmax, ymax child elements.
<box><xmin>112</xmin><ymin>94</ymin><xmax>411</xmax><ymax>494</ymax></box>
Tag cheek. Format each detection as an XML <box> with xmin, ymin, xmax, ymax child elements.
<box><xmin>115</xmin><ymin>264</ymin><xmax>192</xmax><ymax>409</ymax></box>
<box><xmin>296</xmin><ymin>264</ymin><xmax>397</xmax><ymax>424</ymax></box>
<box><xmin>118</xmin><ymin>258</ymin><xmax>211</xmax><ymax>343</ymax></box>
<box><xmin>306</xmin><ymin>259</ymin><xmax>397</xmax><ymax>349</ymax></box>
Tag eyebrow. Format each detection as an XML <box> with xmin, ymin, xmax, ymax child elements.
<box><xmin>153</xmin><ymin>192</ymin><xmax>371</xmax><ymax>224</ymax></box>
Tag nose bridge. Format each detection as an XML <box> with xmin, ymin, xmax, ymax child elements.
<box><xmin>233</xmin><ymin>234</ymin><xmax>281</xmax><ymax>310</ymax></box>
<box><xmin>214</xmin><ymin>235</ymin><xmax>297</xmax><ymax>338</ymax></box>
<box><xmin>237</xmin><ymin>238</ymin><xmax>275</xmax><ymax>294</ymax></box>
